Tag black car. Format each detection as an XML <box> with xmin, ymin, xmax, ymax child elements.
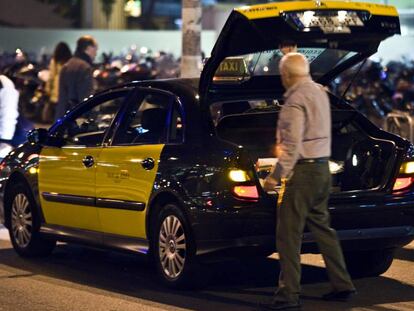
<box><xmin>0</xmin><ymin>1</ymin><xmax>413</xmax><ymax>288</ymax></box>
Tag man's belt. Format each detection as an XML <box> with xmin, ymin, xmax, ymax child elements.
<box><xmin>297</xmin><ymin>157</ymin><xmax>329</xmax><ymax>164</ymax></box>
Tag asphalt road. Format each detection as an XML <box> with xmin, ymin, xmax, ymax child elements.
<box><xmin>0</xmin><ymin>225</ymin><xmax>413</xmax><ymax>311</ymax></box>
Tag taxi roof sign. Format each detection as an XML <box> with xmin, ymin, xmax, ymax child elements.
<box><xmin>213</xmin><ymin>57</ymin><xmax>249</xmax><ymax>82</ymax></box>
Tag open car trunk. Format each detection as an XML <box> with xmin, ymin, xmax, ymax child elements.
<box><xmin>202</xmin><ymin>1</ymin><xmax>402</xmax><ymax>195</ymax></box>
<box><xmin>213</xmin><ymin>99</ymin><xmax>397</xmax><ymax>194</ymax></box>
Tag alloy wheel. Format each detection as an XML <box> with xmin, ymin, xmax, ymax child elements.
<box><xmin>159</xmin><ymin>215</ymin><xmax>186</xmax><ymax>279</ymax></box>
<box><xmin>11</xmin><ymin>193</ymin><xmax>32</xmax><ymax>248</ymax></box>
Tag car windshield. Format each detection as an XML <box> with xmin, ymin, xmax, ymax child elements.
<box><xmin>214</xmin><ymin>47</ymin><xmax>357</xmax><ymax>82</ymax></box>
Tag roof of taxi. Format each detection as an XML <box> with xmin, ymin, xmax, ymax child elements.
<box><xmin>100</xmin><ymin>78</ymin><xmax>199</xmax><ymax>99</ymax></box>
<box><xmin>235</xmin><ymin>1</ymin><xmax>398</xmax><ymax>20</ymax></box>
<box><xmin>108</xmin><ymin>78</ymin><xmax>202</xmax><ymax>111</ymax></box>
<box><xmin>130</xmin><ymin>78</ymin><xmax>199</xmax><ymax>98</ymax></box>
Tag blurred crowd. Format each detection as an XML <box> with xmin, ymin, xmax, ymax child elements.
<box><xmin>331</xmin><ymin>58</ymin><xmax>414</xmax><ymax>128</ymax></box>
<box><xmin>0</xmin><ymin>43</ymin><xmax>414</xmax><ymax>132</ymax></box>
<box><xmin>0</xmin><ymin>43</ymin><xmax>180</xmax><ymax>124</ymax></box>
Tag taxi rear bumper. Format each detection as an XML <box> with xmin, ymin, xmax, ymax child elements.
<box><xmin>195</xmin><ymin>225</ymin><xmax>414</xmax><ymax>257</ymax></box>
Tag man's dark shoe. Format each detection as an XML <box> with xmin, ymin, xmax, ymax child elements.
<box><xmin>322</xmin><ymin>289</ymin><xmax>357</xmax><ymax>302</ymax></box>
<box><xmin>259</xmin><ymin>300</ymin><xmax>301</xmax><ymax>310</ymax></box>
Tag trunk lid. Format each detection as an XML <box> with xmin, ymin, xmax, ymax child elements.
<box><xmin>200</xmin><ymin>1</ymin><xmax>400</xmax><ymax>103</ymax></box>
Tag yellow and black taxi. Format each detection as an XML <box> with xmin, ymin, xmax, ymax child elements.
<box><xmin>1</xmin><ymin>1</ymin><xmax>414</xmax><ymax>288</ymax></box>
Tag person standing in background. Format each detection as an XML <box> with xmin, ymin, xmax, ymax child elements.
<box><xmin>0</xmin><ymin>75</ymin><xmax>19</xmax><ymax>159</ymax></box>
<box><xmin>44</xmin><ymin>42</ymin><xmax>72</xmax><ymax>123</ymax></box>
<box><xmin>55</xmin><ymin>35</ymin><xmax>98</xmax><ymax>120</ymax></box>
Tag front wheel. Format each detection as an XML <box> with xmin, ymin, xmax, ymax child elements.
<box><xmin>344</xmin><ymin>248</ymin><xmax>395</xmax><ymax>278</ymax></box>
<box><xmin>153</xmin><ymin>203</ymin><xmax>208</xmax><ymax>289</ymax></box>
<box><xmin>8</xmin><ymin>183</ymin><xmax>56</xmax><ymax>257</ymax></box>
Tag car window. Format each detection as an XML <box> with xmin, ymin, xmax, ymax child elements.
<box><xmin>113</xmin><ymin>92</ymin><xmax>171</xmax><ymax>145</ymax></box>
<box><xmin>56</xmin><ymin>93</ymin><xmax>126</xmax><ymax>147</ymax></box>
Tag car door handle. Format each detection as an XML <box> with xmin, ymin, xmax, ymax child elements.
<box><xmin>82</xmin><ymin>155</ymin><xmax>94</xmax><ymax>168</ymax></box>
<box><xmin>141</xmin><ymin>157</ymin><xmax>155</xmax><ymax>170</ymax></box>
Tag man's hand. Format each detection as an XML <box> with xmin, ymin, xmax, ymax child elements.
<box><xmin>263</xmin><ymin>176</ymin><xmax>279</xmax><ymax>192</ymax></box>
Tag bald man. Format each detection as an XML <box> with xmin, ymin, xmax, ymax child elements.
<box><xmin>261</xmin><ymin>53</ymin><xmax>355</xmax><ymax>310</ymax></box>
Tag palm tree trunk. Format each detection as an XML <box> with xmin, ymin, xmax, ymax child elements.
<box><xmin>181</xmin><ymin>0</ymin><xmax>201</xmax><ymax>78</ymax></box>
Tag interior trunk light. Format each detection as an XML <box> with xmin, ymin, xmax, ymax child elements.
<box><xmin>400</xmin><ymin>161</ymin><xmax>414</xmax><ymax>174</ymax></box>
<box><xmin>233</xmin><ymin>185</ymin><xmax>259</xmax><ymax>200</ymax></box>
<box><xmin>393</xmin><ymin>177</ymin><xmax>413</xmax><ymax>191</ymax></box>
<box><xmin>229</xmin><ymin>170</ymin><xmax>249</xmax><ymax>182</ymax></box>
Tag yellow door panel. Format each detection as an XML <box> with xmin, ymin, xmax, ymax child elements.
<box><xmin>39</xmin><ymin>146</ymin><xmax>101</xmax><ymax>231</ymax></box>
<box><xmin>95</xmin><ymin>144</ymin><xmax>164</xmax><ymax>238</ymax></box>
<box><xmin>97</xmin><ymin>209</ymin><xmax>146</xmax><ymax>238</ymax></box>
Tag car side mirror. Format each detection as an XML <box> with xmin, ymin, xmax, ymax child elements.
<box><xmin>27</xmin><ymin>128</ymin><xmax>48</xmax><ymax>145</ymax></box>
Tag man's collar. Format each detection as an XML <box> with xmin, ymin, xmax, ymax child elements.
<box><xmin>283</xmin><ymin>76</ymin><xmax>312</xmax><ymax>98</ymax></box>
<box><xmin>74</xmin><ymin>51</ymin><xmax>93</xmax><ymax>65</ymax></box>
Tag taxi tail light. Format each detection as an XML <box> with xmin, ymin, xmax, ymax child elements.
<box><xmin>232</xmin><ymin>185</ymin><xmax>259</xmax><ymax>201</ymax></box>
<box><xmin>393</xmin><ymin>161</ymin><xmax>414</xmax><ymax>191</ymax></box>
<box><xmin>393</xmin><ymin>177</ymin><xmax>414</xmax><ymax>191</ymax></box>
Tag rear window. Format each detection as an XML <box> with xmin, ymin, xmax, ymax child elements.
<box><xmin>214</xmin><ymin>48</ymin><xmax>357</xmax><ymax>82</ymax></box>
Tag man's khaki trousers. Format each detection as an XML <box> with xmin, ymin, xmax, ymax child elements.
<box><xmin>274</xmin><ymin>162</ymin><xmax>355</xmax><ymax>303</ymax></box>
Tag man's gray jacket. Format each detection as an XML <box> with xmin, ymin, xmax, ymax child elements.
<box><xmin>55</xmin><ymin>52</ymin><xmax>94</xmax><ymax>120</ymax></box>
<box><xmin>270</xmin><ymin>78</ymin><xmax>332</xmax><ymax>181</ymax></box>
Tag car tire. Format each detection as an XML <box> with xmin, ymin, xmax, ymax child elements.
<box><xmin>344</xmin><ymin>248</ymin><xmax>395</xmax><ymax>278</ymax></box>
<box><xmin>7</xmin><ymin>183</ymin><xmax>56</xmax><ymax>257</ymax></box>
<box><xmin>152</xmin><ymin>203</ymin><xmax>208</xmax><ymax>289</ymax></box>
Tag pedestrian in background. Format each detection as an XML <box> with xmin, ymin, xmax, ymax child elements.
<box><xmin>261</xmin><ymin>53</ymin><xmax>356</xmax><ymax>310</ymax></box>
<box><xmin>44</xmin><ymin>42</ymin><xmax>72</xmax><ymax>123</ymax></box>
<box><xmin>55</xmin><ymin>35</ymin><xmax>98</xmax><ymax>120</ymax></box>
<box><xmin>0</xmin><ymin>75</ymin><xmax>19</xmax><ymax>159</ymax></box>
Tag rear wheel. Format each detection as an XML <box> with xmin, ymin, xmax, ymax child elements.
<box><xmin>153</xmin><ymin>203</ymin><xmax>208</xmax><ymax>289</ymax></box>
<box><xmin>344</xmin><ymin>248</ymin><xmax>395</xmax><ymax>278</ymax></box>
<box><xmin>8</xmin><ymin>183</ymin><xmax>56</xmax><ymax>257</ymax></box>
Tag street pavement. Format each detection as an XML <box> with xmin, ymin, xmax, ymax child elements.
<box><xmin>0</xmin><ymin>225</ymin><xmax>8</xmax><ymax>240</ymax></box>
<box><xmin>0</xmin><ymin>224</ymin><xmax>413</xmax><ymax>311</ymax></box>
